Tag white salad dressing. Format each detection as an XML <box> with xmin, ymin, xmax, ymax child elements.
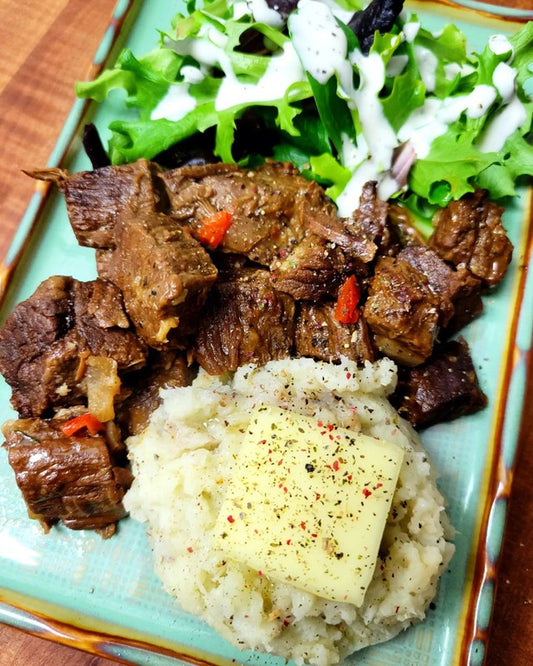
<box><xmin>151</xmin><ymin>84</ymin><xmax>197</xmax><ymax>122</ymax></box>
<box><xmin>215</xmin><ymin>42</ymin><xmax>304</xmax><ymax>110</ymax></box>
<box><xmin>478</xmin><ymin>95</ymin><xmax>527</xmax><ymax>153</ymax></box>
<box><xmin>288</xmin><ymin>0</ymin><xmax>354</xmax><ymax>96</ymax></box>
<box><xmin>247</xmin><ymin>0</ymin><xmax>284</xmax><ymax>28</ymax></box>
<box><xmin>387</xmin><ymin>54</ymin><xmax>408</xmax><ymax>78</ymax></box>
<box><xmin>152</xmin><ymin>0</ymin><xmax>526</xmax><ymax>213</ymax></box>
<box><xmin>489</xmin><ymin>33</ymin><xmax>513</xmax><ymax>56</ymax></box>
<box><xmin>478</xmin><ymin>62</ymin><xmax>525</xmax><ymax>152</ymax></box>
<box><xmin>403</xmin><ymin>20</ymin><xmax>420</xmax><ymax>43</ymax></box>
<box><xmin>167</xmin><ymin>24</ymin><xmax>227</xmax><ymax>68</ymax></box>
<box><xmin>493</xmin><ymin>62</ymin><xmax>517</xmax><ymax>102</ymax></box>
<box><xmin>414</xmin><ymin>45</ymin><xmax>438</xmax><ymax>93</ymax></box>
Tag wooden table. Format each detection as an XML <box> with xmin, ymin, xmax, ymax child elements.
<box><xmin>0</xmin><ymin>1</ymin><xmax>531</xmax><ymax>664</ymax></box>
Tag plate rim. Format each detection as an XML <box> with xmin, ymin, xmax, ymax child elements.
<box><xmin>0</xmin><ymin>2</ymin><xmax>532</xmax><ymax>665</ymax></box>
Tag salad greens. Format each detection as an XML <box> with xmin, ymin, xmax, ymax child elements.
<box><xmin>76</xmin><ymin>0</ymin><xmax>533</xmax><ymax>225</ymax></box>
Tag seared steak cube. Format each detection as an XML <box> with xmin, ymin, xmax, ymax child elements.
<box><xmin>271</xmin><ymin>232</ymin><xmax>348</xmax><ymax>301</ymax></box>
<box><xmin>29</xmin><ymin>159</ymin><xmax>169</xmax><ymax>249</ymax></box>
<box><xmin>295</xmin><ymin>301</ymin><xmax>375</xmax><ymax>364</ymax></box>
<box><xmin>391</xmin><ymin>338</ymin><xmax>487</xmax><ymax>428</ymax></box>
<box><xmin>0</xmin><ymin>276</ymin><xmax>147</xmax><ymax>418</ymax></box>
<box><xmin>363</xmin><ymin>256</ymin><xmax>440</xmax><ymax>366</ymax></box>
<box><xmin>100</xmin><ymin>207</ymin><xmax>218</xmax><ymax>349</ymax></box>
<box><xmin>162</xmin><ymin>161</ymin><xmax>328</xmax><ymax>266</ymax></box>
<box><xmin>429</xmin><ymin>189</ymin><xmax>512</xmax><ymax>287</ymax></box>
<box><xmin>193</xmin><ymin>268</ymin><xmax>295</xmax><ymax>374</ymax></box>
<box><xmin>2</xmin><ymin>414</ymin><xmax>133</xmax><ymax>537</ymax></box>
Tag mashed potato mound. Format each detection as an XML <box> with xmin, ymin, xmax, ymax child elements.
<box><xmin>125</xmin><ymin>357</ymin><xmax>454</xmax><ymax>665</ymax></box>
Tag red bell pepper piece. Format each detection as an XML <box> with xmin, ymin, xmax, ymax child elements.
<box><xmin>61</xmin><ymin>413</ymin><xmax>106</xmax><ymax>437</ymax></box>
<box><xmin>334</xmin><ymin>275</ymin><xmax>360</xmax><ymax>324</ymax></box>
<box><xmin>195</xmin><ymin>210</ymin><xmax>233</xmax><ymax>248</ymax></box>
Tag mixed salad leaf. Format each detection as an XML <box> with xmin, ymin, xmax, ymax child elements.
<box><xmin>76</xmin><ymin>0</ymin><xmax>533</xmax><ymax>228</ymax></box>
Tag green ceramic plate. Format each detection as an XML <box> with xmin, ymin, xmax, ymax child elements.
<box><xmin>0</xmin><ymin>1</ymin><xmax>532</xmax><ymax>665</ymax></box>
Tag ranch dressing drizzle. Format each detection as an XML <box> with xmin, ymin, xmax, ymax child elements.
<box><xmin>247</xmin><ymin>0</ymin><xmax>284</xmax><ymax>28</ymax></box>
<box><xmin>215</xmin><ymin>42</ymin><xmax>304</xmax><ymax>110</ymax></box>
<box><xmin>337</xmin><ymin>49</ymin><xmax>398</xmax><ymax>212</ymax></box>
<box><xmin>288</xmin><ymin>0</ymin><xmax>354</xmax><ymax>96</ymax></box>
<box><xmin>155</xmin><ymin>0</ymin><xmax>525</xmax><ymax>211</ymax></box>
<box><xmin>151</xmin><ymin>84</ymin><xmax>197</xmax><ymax>122</ymax></box>
<box><xmin>478</xmin><ymin>62</ymin><xmax>525</xmax><ymax>153</ymax></box>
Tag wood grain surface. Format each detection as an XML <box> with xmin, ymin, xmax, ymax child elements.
<box><xmin>0</xmin><ymin>1</ymin><xmax>531</xmax><ymax>665</ymax></box>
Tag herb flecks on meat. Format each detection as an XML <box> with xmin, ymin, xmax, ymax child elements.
<box><xmin>0</xmin><ymin>160</ymin><xmax>514</xmax><ymax>536</ymax></box>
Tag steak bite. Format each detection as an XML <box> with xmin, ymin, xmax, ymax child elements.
<box><xmin>162</xmin><ymin>161</ymin><xmax>327</xmax><ymax>266</ymax></box>
<box><xmin>271</xmin><ymin>232</ymin><xmax>348</xmax><ymax>301</ymax></box>
<box><xmin>391</xmin><ymin>337</ymin><xmax>487</xmax><ymax>428</ymax></box>
<box><xmin>2</xmin><ymin>412</ymin><xmax>132</xmax><ymax>537</ymax></box>
<box><xmin>98</xmin><ymin>206</ymin><xmax>218</xmax><ymax>349</ymax></box>
<box><xmin>295</xmin><ymin>301</ymin><xmax>375</xmax><ymax>364</ymax></box>
<box><xmin>193</xmin><ymin>268</ymin><xmax>295</xmax><ymax>374</ymax></box>
<box><xmin>397</xmin><ymin>245</ymin><xmax>485</xmax><ymax>335</ymax></box>
<box><xmin>363</xmin><ymin>256</ymin><xmax>440</xmax><ymax>366</ymax></box>
<box><xmin>29</xmin><ymin>159</ymin><xmax>169</xmax><ymax>249</ymax></box>
<box><xmin>0</xmin><ymin>276</ymin><xmax>147</xmax><ymax>419</ymax></box>
<box><xmin>429</xmin><ymin>189</ymin><xmax>513</xmax><ymax>287</ymax></box>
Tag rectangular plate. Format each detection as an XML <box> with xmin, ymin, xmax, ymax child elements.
<box><xmin>1</xmin><ymin>1</ymin><xmax>532</xmax><ymax>665</ymax></box>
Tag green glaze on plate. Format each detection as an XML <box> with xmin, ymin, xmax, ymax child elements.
<box><xmin>0</xmin><ymin>1</ymin><xmax>532</xmax><ymax>665</ymax></box>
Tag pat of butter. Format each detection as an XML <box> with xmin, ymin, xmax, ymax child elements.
<box><xmin>214</xmin><ymin>406</ymin><xmax>404</xmax><ymax>606</ymax></box>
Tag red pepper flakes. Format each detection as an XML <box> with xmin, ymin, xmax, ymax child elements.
<box><xmin>332</xmin><ymin>460</ymin><xmax>340</xmax><ymax>471</ymax></box>
<box><xmin>186</xmin><ymin>546</ymin><xmax>194</xmax><ymax>553</ymax></box>
<box><xmin>374</xmin><ymin>482</ymin><xmax>383</xmax><ymax>490</ymax></box>
<box><xmin>286</xmin><ymin>539</ymin><xmax>291</xmax><ymax>545</ymax></box>
<box><xmin>227</xmin><ymin>515</ymin><xmax>235</xmax><ymax>523</ymax></box>
<box><xmin>347</xmin><ymin>474</ymin><xmax>353</xmax><ymax>482</ymax></box>
<box><xmin>258</xmin><ymin>570</ymin><xmax>263</xmax><ymax>577</ymax></box>
<box><xmin>334</xmin><ymin>274</ymin><xmax>360</xmax><ymax>324</ymax></box>
<box><xmin>326</xmin><ymin>423</ymin><xmax>335</xmax><ymax>432</ymax></box>
<box><xmin>311</xmin><ymin>533</ymin><xmax>318</xmax><ymax>538</ymax></box>
<box><xmin>300</xmin><ymin>521</ymin><xmax>306</xmax><ymax>530</ymax></box>
<box><xmin>315</xmin><ymin>492</ymin><xmax>321</xmax><ymax>500</ymax></box>
<box><xmin>195</xmin><ymin>210</ymin><xmax>233</xmax><ymax>248</ymax></box>
<box><xmin>362</xmin><ymin>488</ymin><xmax>372</xmax><ymax>499</ymax></box>
<box><xmin>395</xmin><ymin>606</ymin><xmax>400</xmax><ymax>614</ymax></box>
<box><xmin>346</xmin><ymin>372</ymin><xmax>351</xmax><ymax>380</ymax></box>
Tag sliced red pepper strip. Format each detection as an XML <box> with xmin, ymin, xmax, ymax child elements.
<box><xmin>334</xmin><ymin>274</ymin><xmax>360</xmax><ymax>324</ymax></box>
<box><xmin>61</xmin><ymin>413</ymin><xmax>106</xmax><ymax>437</ymax></box>
<box><xmin>195</xmin><ymin>210</ymin><xmax>233</xmax><ymax>248</ymax></box>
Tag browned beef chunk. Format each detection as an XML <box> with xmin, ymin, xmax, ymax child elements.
<box><xmin>307</xmin><ymin>183</ymin><xmax>395</xmax><ymax>265</ymax></box>
<box><xmin>429</xmin><ymin>189</ymin><xmax>512</xmax><ymax>286</ymax></box>
<box><xmin>271</xmin><ymin>232</ymin><xmax>348</xmax><ymax>301</ymax></box>
<box><xmin>387</xmin><ymin>203</ymin><xmax>428</xmax><ymax>247</ymax></box>
<box><xmin>346</xmin><ymin>181</ymin><xmax>397</xmax><ymax>256</ymax></box>
<box><xmin>391</xmin><ymin>338</ymin><xmax>487</xmax><ymax>428</ymax></box>
<box><xmin>193</xmin><ymin>268</ymin><xmax>295</xmax><ymax>374</ymax></box>
<box><xmin>363</xmin><ymin>256</ymin><xmax>440</xmax><ymax>366</ymax></box>
<box><xmin>117</xmin><ymin>351</ymin><xmax>194</xmax><ymax>436</ymax></box>
<box><xmin>0</xmin><ymin>276</ymin><xmax>147</xmax><ymax>418</ymax></box>
<box><xmin>445</xmin><ymin>267</ymin><xmax>484</xmax><ymax>334</ymax></box>
<box><xmin>162</xmin><ymin>161</ymin><xmax>328</xmax><ymax>266</ymax></box>
<box><xmin>398</xmin><ymin>246</ymin><xmax>484</xmax><ymax>333</ymax></box>
<box><xmin>99</xmin><ymin>206</ymin><xmax>218</xmax><ymax>349</ymax></box>
<box><xmin>28</xmin><ymin>159</ymin><xmax>169</xmax><ymax>249</ymax></box>
<box><xmin>295</xmin><ymin>301</ymin><xmax>375</xmax><ymax>364</ymax></box>
<box><xmin>2</xmin><ymin>412</ymin><xmax>133</xmax><ymax>537</ymax></box>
